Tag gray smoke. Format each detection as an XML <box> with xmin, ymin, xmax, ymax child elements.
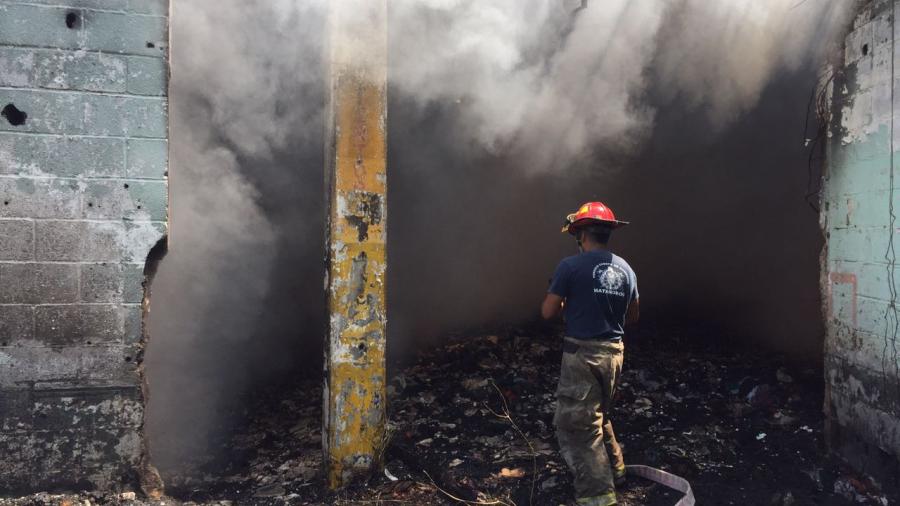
<box><xmin>145</xmin><ymin>0</ymin><xmax>327</xmax><ymax>477</ymax></box>
<box><xmin>146</xmin><ymin>0</ymin><xmax>852</xmax><ymax>479</ymax></box>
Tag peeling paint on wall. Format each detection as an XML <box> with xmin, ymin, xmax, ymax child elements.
<box><xmin>822</xmin><ymin>0</ymin><xmax>900</xmax><ymax>485</ymax></box>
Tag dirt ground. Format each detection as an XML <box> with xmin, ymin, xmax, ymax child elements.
<box><xmin>4</xmin><ymin>322</ymin><xmax>898</xmax><ymax>506</ymax></box>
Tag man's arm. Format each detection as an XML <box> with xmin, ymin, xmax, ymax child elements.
<box><xmin>541</xmin><ymin>293</ymin><xmax>565</xmax><ymax>320</ymax></box>
<box><xmin>625</xmin><ymin>297</ymin><xmax>640</xmax><ymax>326</ymax></box>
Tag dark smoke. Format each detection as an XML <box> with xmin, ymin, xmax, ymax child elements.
<box><xmin>145</xmin><ymin>0</ymin><xmax>326</xmax><ymax>477</ymax></box>
<box><xmin>146</xmin><ymin>0</ymin><xmax>849</xmax><ymax>479</ymax></box>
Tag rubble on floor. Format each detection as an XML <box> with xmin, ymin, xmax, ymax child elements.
<box><xmin>3</xmin><ymin>324</ymin><xmax>898</xmax><ymax>505</ymax></box>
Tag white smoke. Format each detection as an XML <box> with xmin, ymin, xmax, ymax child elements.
<box><xmin>146</xmin><ymin>0</ymin><xmax>852</xmax><ymax>478</ymax></box>
<box><xmin>389</xmin><ymin>0</ymin><xmax>851</xmax><ymax>171</ymax></box>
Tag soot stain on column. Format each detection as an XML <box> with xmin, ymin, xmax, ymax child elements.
<box><xmin>345</xmin><ymin>192</ymin><xmax>383</xmax><ymax>242</ymax></box>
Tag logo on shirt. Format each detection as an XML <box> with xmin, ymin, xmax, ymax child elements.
<box><xmin>592</xmin><ymin>263</ymin><xmax>627</xmax><ymax>297</ymax></box>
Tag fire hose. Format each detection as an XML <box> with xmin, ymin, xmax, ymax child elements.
<box><xmin>625</xmin><ymin>465</ymin><xmax>695</xmax><ymax>506</ymax></box>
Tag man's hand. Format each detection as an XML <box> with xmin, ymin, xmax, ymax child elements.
<box><xmin>541</xmin><ymin>293</ymin><xmax>565</xmax><ymax>320</ymax></box>
<box><xmin>626</xmin><ymin>297</ymin><xmax>640</xmax><ymax>326</ymax></box>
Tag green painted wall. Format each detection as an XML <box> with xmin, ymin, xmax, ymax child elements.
<box><xmin>822</xmin><ymin>0</ymin><xmax>900</xmax><ymax>480</ymax></box>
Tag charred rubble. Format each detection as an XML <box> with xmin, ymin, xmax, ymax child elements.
<box><xmin>5</xmin><ymin>320</ymin><xmax>898</xmax><ymax>506</ymax></box>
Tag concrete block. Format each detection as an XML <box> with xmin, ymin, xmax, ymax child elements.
<box><xmin>0</xmin><ymin>178</ymin><xmax>82</xmax><ymax>220</ymax></box>
<box><xmin>35</xmin><ymin>304</ymin><xmax>122</xmax><ymax>345</ymax></box>
<box><xmin>0</xmin><ymin>48</ymin><xmax>34</xmax><ymax>88</ymax></box>
<box><xmin>845</xmin><ymin>22</ymin><xmax>875</xmax><ymax>67</ymax></box>
<box><xmin>34</xmin><ymin>220</ymin><xmax>82</xmax><ymax>262</ymax></box>
<box><xmin>0</xmin><ymin>389</ymin><xmax>32</xmax><ymax>431</ymax></box>
<box><xmin>0</xmin><ymin>133</ymin><xmax>125</xmax><ymax>178</ymax></box>
<box><xmin>33</xmin><ymin>262</ymin><xmax>78</xmax><ymax>303</ymax></box>
<box><xmin>121</xmin><ymin>220</ymin><xmax>164</xmax><ymax>263</ymax></box>
<box><xmin>125</xmin><ymin>0</ymin><xmax>168</xmax><ymax>16</ymax></box>
<box><xmin>827</xmin><ymin>227</ymin><xmax>890</xmax><ymax>264</ymax></box>
<box><xmin>82</xmin><ymin>10</ymin><xmax>167</xmax><ymax>57</ymax></box>
<box><xmin>0</xmin><ymin>263</ymin><xmax>33</xmax><ymax>303</ymax></box>
<box><xmin>0</xmin><ymin>262</ymin><xmax>78</xmax><ymax>304</ymax></box>
<box><xmin>872</xmin><ymin>12</ymin><xmax>893</xmax><ymax>48</ymax></box>
<box><xmin>0</xmin><ymin>219</ymin><xmax>33</xmax><ymax>260</ymax></box>
<box><xmin>3</xmin><ymin>0</ymin><xmax>165</xmax><ymax>15</ymax></box>
<box><xmin>30</xmin><ymin>387</ymin><xmax>141</xmax><ymax>431</ymax></box>
<box><xmin>0</xmin><ymin>133</ymin><xmax>125</xmax><ymax>177</ymax></box>
<box><xmin>826</xmin><ymin>130</ymin><xmax>891</xmax><ymax>198</ymax></box>
<box><xmin>0</xmin><ymin>344</ymin><xmax>137</xmax><ymax>388</ymax></box>
<box><xmin>6</xmin><ymin>47</ymin><xmax>126</xmax><ymax>93</ymax></box>
<box><xmin>84</xmin><ymin>94</ymin><xmax>167</xmax><ymax>138</ymax></box>
<box><xmin>0</xmin><ymin>46</ymin><xmax>128</xmax><ymax>93</ymax></box>
<box><xmin>81</xmin><ymin>427</ymin><xmax>141</xmax><ymax>473</ymax></box>
<box><xmin>872</xmin><ymin>83</ymin><xmax>893</xmax><ymax>122</ymax></box>
<box><xmin>122</xmin><ymin>263</ymin><xmax>143</xmax><ymax>303</ymax></box>
<box><xmin>126</xmin><ymin>56</ymin><xmax>166</xmax><ymax>96</ymax></box>
<box><xmin>830</xmin><ymin>386</ymin><xmax>900</xmax><ymax>457</ymax></box>
<box><xmin>80</xmin><ymin>263</ymin><xmax>122</xmax><ymax>302</ymax></box>
<box><xmin>823</xmin><ymin>189</ymin><xmax>900</xmax><ymax>230</ymax></box>
<box><xmin>0</xmin><ymin>345</ymin><xmax>138</xmax><ymax>389</ymax></box>
<box><xmin>0</xmin><ymin>305</ymin><xmax>34</xmax><ymax>345</ymax></box>
<box><xmin>123</xmin><ymin>304</ymin><xmax>140</xmax><ymax>344</ymax></box>
<box><xmin>0</xmin><ymin>4</ymin><xmax>85</xmax><ymax>52</ymax></box>
<box><xmin>126</xmin><ymin>138</ymin><xmax>166</xmax><ymax>179</ymax></box>
<box><xmin>827</xmin><ymin>296</ymin><xmax>900</xmax><ymax>364</ymax></box>
<box><xmin>66</xmin><ymin>51</ymin><xmax>128</xmax><ymax>93</ymax></box>
<box><xmin>83</xmin><ymin>221</ymin><xmax>127</xmax><ymax>262</ymax></box>
<box><xmin>0</xmin><ymin>4</ymin><xmax>166</xmax><ymax>56</ymax></box>
<box><xmin>126</xmin><ymin>180</ymin><xmax>167</xmax><ymax>221</ymax></box>
<box><xmin>35</xmin><ymin>220</ymin><xmax>124</xmax><ymax>262</ymax></box>
<box><xmin>826</xmin><ymin>260</ymin><xmax>900</xmax><ymax>302</ymax></box>
<box><xmin>82</xmin><ymin>180</ymin><xmax>166</xmax><ymax>221</ymax></box>
<box><xmin>0</xmin><ymin>89</ymin><xmax>85</xmax><ymax>135</ymax></box>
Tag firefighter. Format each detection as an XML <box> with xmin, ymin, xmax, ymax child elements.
<box><xmin>541</xmin><ymin>202</ymin><xmax>639</xmax><ymax>506</ymax></box>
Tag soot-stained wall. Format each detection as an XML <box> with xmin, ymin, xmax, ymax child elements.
<box><xmin>822</xmin><ymin>0</ymin><xmax>900</xmax><ymax>484</ymax></box>
<box><xmin>0</xmin><ymin>0</ymin><xmax>168</xmax><ymax>493</ymax></box>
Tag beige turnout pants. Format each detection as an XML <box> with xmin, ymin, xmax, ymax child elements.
<box><xmin>554</xmin><ymin>337</ymin><xmax>625</xmax><ymax>506</ymax></box>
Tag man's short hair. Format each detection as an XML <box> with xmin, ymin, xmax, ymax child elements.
<box><xmin>580</xmin><ymin>224</ymin><xmax>612</xmax><ymax>244</ymax></box>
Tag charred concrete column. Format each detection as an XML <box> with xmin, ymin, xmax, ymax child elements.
<box><xmin>323</xmin><ymin>0</ymin><xmax>388</xmax><ymax>489</ymax></box>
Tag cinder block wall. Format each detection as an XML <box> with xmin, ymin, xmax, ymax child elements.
<box><xmin>0</xmin><ymin>0</ymin><xmax>168</xmax><ymax>493</ymax></box>
<box><xmin>822</xmin><ymin>0</ymin><xmax>900</xmax><ymax>484</ymax></box>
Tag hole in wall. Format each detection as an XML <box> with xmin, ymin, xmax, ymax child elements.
<box><xmin>863</xmin><ymin>43</ymin><xmax>869</xmax><ymax>56</ymax></box>
<box><xmin>147</xmin><ymin>42</ymin><xmax>156</xmax><ymax>49</ymax></box>
<box><xmin>65</xmin><ymin>12</ymin><xmax>80</xmax><ymax>29</ymax></box>
<box><xmin>2</xmin><ymin>104</ymin><xmax>27</xmax><ymax>126</ymax></box>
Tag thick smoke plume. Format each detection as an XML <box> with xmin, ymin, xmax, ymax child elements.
<box><xmin>147</xmin><ymin>0</ymin><xmax>851</xmax><ymax>478</ymax></box>
<box><xmin>390</xmin><ymin>0</ymin><xmax>849</xmax><ymax>172</ymax></box>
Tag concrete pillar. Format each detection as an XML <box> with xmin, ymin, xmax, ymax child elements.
<box><xmin>323</xmin><ymin>0</ymin><xmax>388</xmax><ymax>489</ymax></box>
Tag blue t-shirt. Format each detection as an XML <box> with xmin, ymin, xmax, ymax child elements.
<box><xmin>548</xmin><ymin>250</ymin><xmax>638</xmax><ymax>340</ymax></box>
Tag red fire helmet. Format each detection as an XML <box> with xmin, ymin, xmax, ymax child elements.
<box><xmin>561</xmin><ymin>201</ymin><xmax>630</xmax><ymax>234</ymax></box>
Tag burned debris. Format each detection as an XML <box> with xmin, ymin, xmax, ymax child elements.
<box><xmin>7</xmin><ymin>324</ymin><xmax>897</xmax><ymax>505</ymax></box>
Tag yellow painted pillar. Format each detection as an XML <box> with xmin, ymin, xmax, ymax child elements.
<box><xmin>323</xmin><ymin>0</ymin><xmax>388</xmax><ymax>489</ymax></box>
